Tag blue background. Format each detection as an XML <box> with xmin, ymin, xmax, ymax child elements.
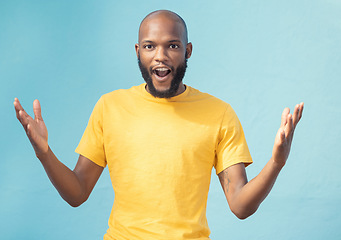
<box><xmin>1</xmin><ymin>0</ymin><xmax>340</xmax><ymax>239</ymax></box>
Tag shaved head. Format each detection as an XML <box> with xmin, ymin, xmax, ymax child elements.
<box><xmin>138</xmin><ymin>10</ymin><xmax>188</xmax><ymax>44</ymax></box>
<box><xmin>135</xmin><ymin>10</ymin><xmax>192</xmax><ymax>98</ymax></box>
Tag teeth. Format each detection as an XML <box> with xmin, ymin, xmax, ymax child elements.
<box><xmin>154</xmin><ymin>67</ymin><xmax>170</xmax><ymax>78</ymax></box>
<box><xmin>155</xmin><ymin>68</ymin><xmax>169</xmax><ymax>71</ymax></box>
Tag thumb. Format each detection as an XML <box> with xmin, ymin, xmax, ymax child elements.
<box><xmin>275</xmin><ymin>128</ymin><xmax>286</xmax><ymax>146</ymax></box>
<box><xmin>279</xmin><ymin>129</ymin><xmax>285</xmax><ymax>142</ymax></box>
<box><xmin>33</xmin><ymin>99</ymin><xmax>43</xmax><ymax>121</ymax></box>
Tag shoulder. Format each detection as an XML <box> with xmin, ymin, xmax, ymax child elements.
<box><xmin>100</xmin><ymin>85</ymin><xmax>142</xmax><ymax>103</ymax></box>
<box><xmin>186</xmin><ymin>85</ymin><xmax>231</xmax><ymax>110</ymax></box>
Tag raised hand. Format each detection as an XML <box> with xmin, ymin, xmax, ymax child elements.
<box><xmin>272</xmin><ymin>102</ymin><xmax>304</xmax><ymax>167</ymax></box>
<box><xmin>14</xmin><ymin>98</ymin><xmax>48</xmax><ymax>157</ymax></box>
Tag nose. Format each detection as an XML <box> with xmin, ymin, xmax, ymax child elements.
<box><xmin>154</xmin><ymin>47</ymin><xmax>168</xmax><ymax>63</ymax></box>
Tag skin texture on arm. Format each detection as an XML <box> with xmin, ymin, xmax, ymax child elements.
<box><xmin>218</xmin><ymin>103</ymin><xmax>304</xmax><ymax>219</ymax></box>
<box><xmin>14</xmin><ymin>98</ymin><xmax>104</xmax><ymax>207</ymax></box>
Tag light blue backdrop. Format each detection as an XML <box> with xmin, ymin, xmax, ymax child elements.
<box><xmin>1</xmin><ymin>0</ymin><xmax>340</xmax><ymax>239</ymax></box>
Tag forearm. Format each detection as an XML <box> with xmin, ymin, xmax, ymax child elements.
<box><xmin>223</xmin><ymin>103</ymin><xmax>303</xmax><ymax>219</ymax></box>
<box><xmin>231</xmin><ymin>158</ymin><xmax>283</xmax><ymax>219</ymax></box>
<box><xmin>37</xmin><ymin>147</ymin><xmax>86</xmax><ymax>207</ymax></box>
<box><xmin>14</xmin><ymin>98</ymin><xmax>101</xmax><ymax>207</ymax></box>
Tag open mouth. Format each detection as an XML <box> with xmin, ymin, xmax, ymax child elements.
<box><xmin>153</xmin><ymin>67</ymin><xmax>171</xmax><ymax>79</ymax></box>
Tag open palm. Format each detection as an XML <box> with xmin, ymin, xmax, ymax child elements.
<box><xmin>272</xmin><ymin>102</ymin><xmax>304</xmax><ymax>167</ymax></box>
<box><xmin>14</xmin><ymin>98</ymin><xmax>48</xmax><ymax>156</ymax></box>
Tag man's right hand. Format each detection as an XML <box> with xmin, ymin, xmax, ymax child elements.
<box><xmin>14</xmin><ymin>98</ymin><xmax>48</xmax><ymax>158</ymax></box>
<box><xmin>13</xmin><ymin>98</ymin><xmax>104</xmax><ymax>207</ymax></box>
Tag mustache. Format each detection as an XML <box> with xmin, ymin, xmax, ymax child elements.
<box><xmin>149</xmin><ymin>63</ymin><xmax>174</xmax><ymax>73</ymax></box>
<box><xmin>137</xmin><ymin>51</ymin><xmax>186</xmax><ymax>73</ymax></box>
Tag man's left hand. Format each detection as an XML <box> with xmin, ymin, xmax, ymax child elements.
<box><xmin>272</xmin><ymin>102</ymin><xmax>304</xmax><ymax>167</ymax></box>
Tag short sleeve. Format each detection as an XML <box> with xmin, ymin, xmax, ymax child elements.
<box><xmin>75</xmin><ymin>97</ymin><xmax>107</xmax><ymax>167</ymax></box>
<box><xmin>214</xmin><ymin>104</ymin><xmax>252</xmax><ymax>174</ymax></box>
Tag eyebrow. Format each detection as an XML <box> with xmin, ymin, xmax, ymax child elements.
<box><xmin>169</xmin><ymin>39</ymin><xmax>181</xmax><ymax>42</ymax></box>
<box><xmin>141</xmin><ymin>39</ymin><xmax>182</xmax><ymax>44</ymax></box>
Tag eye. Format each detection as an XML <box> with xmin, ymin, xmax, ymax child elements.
<box><xmin>143</xmin><ymin>44</ymin><xmax>154</xmax><ymax>50</ymax></box>
<box><xmin>169</xmin><ymin>44</ymin><xmax>179</xmax><ymax>49</ymax></box>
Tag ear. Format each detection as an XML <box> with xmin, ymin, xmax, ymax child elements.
<box><xmin>185</xmin><ymin>42</ymin><xmax>193</xmax><ymax>59</ymax></box>
<box><xmin>135</xmin><ymin>44</ymin><xmax>140</xmax><ymax>58</ymax></box>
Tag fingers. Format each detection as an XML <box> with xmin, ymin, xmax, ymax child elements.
<box><xmin>18</xmin><ymin>109</ymin><xmax>30</xmax><ymax>131</ymax></box>
<box><xmin>33</xmin><ymin>99</ymin><xmax>43</xmax><ymax>121</ymax></box>
<box><xmin>14</xmin><ymin>98</ymin><xmax>29</xmax><ymax>124</ymax></box>
<box><xmin>280</xmin><ymin>107</ymin><xmax>290</xmax><ymax>128</ymax></box>
<box><xmin>298</xmin><ymin>102</ymin><xmax>304</xmax><ymax>121</ymax></box>
<box><xmin>292</xmin><ymin>102</ymin><xmax>304</xmax><ymax>126</ymax></box>
<box><xmin>282</xmin><ymin>102</ymin><xmax>304</xmax><ymax>139</ymax></box>
<box><xmin>14</xmin><ymin>98</ymin><xmax>34</xmax><ymax>131</ymax></box>
<box><xmin>292</xmin><ymin>104</ymin><xmax>300</xmax><ymax>126</ymax></box>
<box><xmin>285</xmin><ymin>113</ymin><xmax>294</xmax><ymax>137</ymax></box>
<box><xmin>14</xmin><ymin>98</ymin><xmax>24</xmax><ymax>120</ymax></box>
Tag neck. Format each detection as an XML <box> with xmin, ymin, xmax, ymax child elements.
<box><xmin>145</xmin><ymin>82</ymin><xmax>186</xmax><ymax>98</ymax></box>
<box><xmin>175</xmin><ymin>83</ymin><xmax>186</xmax><ymax>96</ymax></box>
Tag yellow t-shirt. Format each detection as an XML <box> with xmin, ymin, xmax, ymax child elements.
<box><xmin>76</xmin><ymin>84</ymin><xmax>252</xmax><ymax>240</ymax></box>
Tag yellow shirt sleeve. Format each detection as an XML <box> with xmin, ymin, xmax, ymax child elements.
<box><xmin>75</xmin><ymin>97</ymin><xmax>106</xmax><ymax>167</ymax></box>
<box><xmin>214</xmin><ymin>104</ymin><xmax>253</xmax><ymax>174</ymax></box>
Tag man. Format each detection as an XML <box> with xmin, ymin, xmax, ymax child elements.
<box><xmin>14</xmin><ymin>10</ymin><xmax>303</xmax><ymax>240</ymax></box>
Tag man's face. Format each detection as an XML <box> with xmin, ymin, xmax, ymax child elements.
<box><xmin>135</xmin><ymin>13</ymin><xmax>192</xmax><ymax>98</ymax></box>
<box><xmin>138</xmin><ymin>55</ymin><xmax>187</xmax><ymax>98</ymax></box>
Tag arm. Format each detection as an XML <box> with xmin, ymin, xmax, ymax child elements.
<box><xmin>218</xmin><ymin>102</ymin><xmax>304</xmax><ymax>219</ymax></box>
<box><xmin>14</xmin><ymin>98</ymin><xmax>103</xmax><ymax>207</ymax></box>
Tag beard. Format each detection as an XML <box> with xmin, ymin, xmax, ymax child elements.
<box><xmin>138</xmin><ymin>56</ymin><xmax>188</xmax><ymax>98</ymax></box>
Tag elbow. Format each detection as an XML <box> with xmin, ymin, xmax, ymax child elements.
<box><xmin>58</xmin><ymin>181</ymin><xmax>90</xmax><ymax>208</ymax></box>
<box><xmin>68</xmin><ymin>201</ymin><xmax>83</xmax><ymax>208</ymax></box>
<box><xmin>64</xmin><ymin>195</ymin><xmax>88</xmax><ymax>208</ymax></box>
<box><xmin>234</xmin><ymin>212</ymin><xmax>252</xmax><ymax>220</ymax></box>
<box><xmin>231</xmin><ymin>207</ymin><xmax>257</xmax><ymax>220</ymax></box>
